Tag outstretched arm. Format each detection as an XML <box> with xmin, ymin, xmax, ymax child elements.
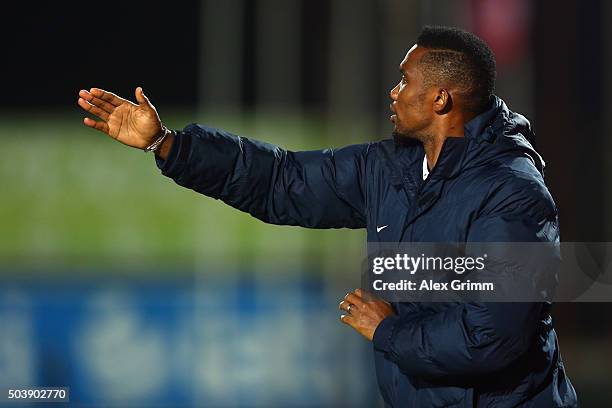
<box><xmin>157</xmin><ymin>124</ymin><xmax>369</xmax><ymax>228</ymax></box>
<box><xmin>78</xmin><ymin>88</ymin><xmax>369</xmax><ymax>229</ymax></box>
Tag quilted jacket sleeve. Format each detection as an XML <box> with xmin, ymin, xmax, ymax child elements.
<box><xmin>156</xmin><ymin>124</ymin><xmax>370</xmax><ymax>228</ymax></box>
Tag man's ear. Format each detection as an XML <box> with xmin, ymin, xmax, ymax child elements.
<box><xmin>433</xmin><ymin>88</ymin><xmax>452</xmax><ymax>114</ymax></box>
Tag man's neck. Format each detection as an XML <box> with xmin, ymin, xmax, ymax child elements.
<box><xmin>422</xmin><ymin>138</ymin><xmax>444</xmax><ymax>171</ymax></box>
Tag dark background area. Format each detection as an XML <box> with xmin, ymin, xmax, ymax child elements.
<box><xmin>2</xmin><ymin>1</ymin><xmax>200</xmax><ymax>108</ymax></box>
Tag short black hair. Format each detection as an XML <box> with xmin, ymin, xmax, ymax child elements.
<box><xmin>416</xmin><ymin>26</ymin><xmax>496</xmax><ymax>114</ymax></box>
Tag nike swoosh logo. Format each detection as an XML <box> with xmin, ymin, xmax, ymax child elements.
<box><xmin>377</xmin><ymin>225</ymin><xmax>388</xmax><ymax>233</ymax></box>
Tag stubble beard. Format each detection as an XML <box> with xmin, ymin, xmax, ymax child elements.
<box><xmin>392</xmin><ymin>93</ymin><xmax>432</xmax><ymax>144</ymax></box>
<box><xmin>392</xmin><ymin>126</ymin><xmax>433</xmax><ymax>146</ymax></box>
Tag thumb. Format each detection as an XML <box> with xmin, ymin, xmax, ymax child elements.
<box><xmin>135</xmin><ymin>86</ymin><xmax>153</xmax><ymax>108</ymax></box>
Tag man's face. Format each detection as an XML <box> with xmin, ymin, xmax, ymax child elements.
<box><xmin>389</xmin><ymin>45</ymin><xmax>433</xmax><ymax>139</ymax></box>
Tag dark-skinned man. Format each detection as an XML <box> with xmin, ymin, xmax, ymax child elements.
<box><xmin>78</xmin><ymin>26</ymin><xmax>577</xmax><ymax>407</ymax></box>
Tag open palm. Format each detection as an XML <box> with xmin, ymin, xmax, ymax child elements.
<box><xmin>78</xmin><ymin>87</ymin><xmax>162</xmax><ymax>150</ymax></box>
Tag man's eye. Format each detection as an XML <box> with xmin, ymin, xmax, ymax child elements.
<box><xmin>401</xmin><ymin>77</ymin><xmax>407</xmax><ymax>84</ymax></box>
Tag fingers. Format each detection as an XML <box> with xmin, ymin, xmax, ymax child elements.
<box><xmin>339</xmin><ymin>300</ymin><xmax>353</xmax><ymax>314</ymax></box>
<box><xmin>135</xmin><ymin>86</ymin><xmax>153</xmax><ymax>108</ymax></box>
<box><xmin>339</xmin><ymin>289</ymin><xmax>367</xmax><ymax>315</ymax></box>
<box><xmin>83</xmin><ymin>117</ymin><xmax>109</xmax><ymax>134</ymax></box>
<box><xmin>79</xmin><ymin>90</ymin><xmax>116</xmax><ymax>113</ymax></box>
<box><xmin>344</xmin><ymin>291</ymin><xmax>365</xmax><ymax>308</ymax></box>
<box><xmin>355</xmin><ymin>288</ymin><xmax>378</xmax><ymax>302</ymax></box>
<box><xmin>89</xmin><ymin>87</ymin><xmax>128</xmax><ymax>107</ymax></box>
<box><xmin>340</xmin><ymin>314</ymin><xmax>355</xmax><ymax>326</ymax></box>
<box><xmin>78</xmin><ymin>97</ymin><xmax>109</xmax><ymax>121</ymax></box>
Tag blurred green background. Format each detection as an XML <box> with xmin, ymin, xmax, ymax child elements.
<box><xmin>0</xmin><ymin>112</ymin><xmax>365</xmax><ymax>273</ymax></box>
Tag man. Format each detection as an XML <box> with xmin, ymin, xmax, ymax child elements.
<box><xmin>78</xmin><ymin>26</ymin><xmax>577</xmax><ymax>407</ymax></box>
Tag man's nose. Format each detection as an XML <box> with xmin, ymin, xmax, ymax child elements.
<box><xmin>389</xmin><ymin>83</ymin><xmax>399</xmax><ymax>100</ymax></box>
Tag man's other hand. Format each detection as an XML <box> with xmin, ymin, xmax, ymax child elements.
<box><xmin>339</xmin><ymin>289</ymin><xmax>395</xmax><ymax>341</ymax></box>
<box><xmin>78</xmin><ymin>87</ymin><xmax>165</xmax><ymax>151</ymax></box>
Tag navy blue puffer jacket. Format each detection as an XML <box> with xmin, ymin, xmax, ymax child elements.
<box><xmin>156</xmin><ymin>96</ymin><xmax>577</xmax><ymax>407</ymax></box>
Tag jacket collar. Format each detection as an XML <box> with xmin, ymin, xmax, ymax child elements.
<box><xmin>432</xmin><ymin>137</ymin><xmax>467</xmax><ymax>179</ymax></box>
<box><xmin>390</xmin><ymin>95</ymin><xmax>509</xmax><ymax>182</ymax></box>
<box><xmin>435</xmin><ymin>97</ymin><xmax>507</xmax><ymax>179</ymax></box>
<box><xmin>463</xmin><ymin>96</ymin><xmax>505</xmax><ymax>143</ymax></box>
